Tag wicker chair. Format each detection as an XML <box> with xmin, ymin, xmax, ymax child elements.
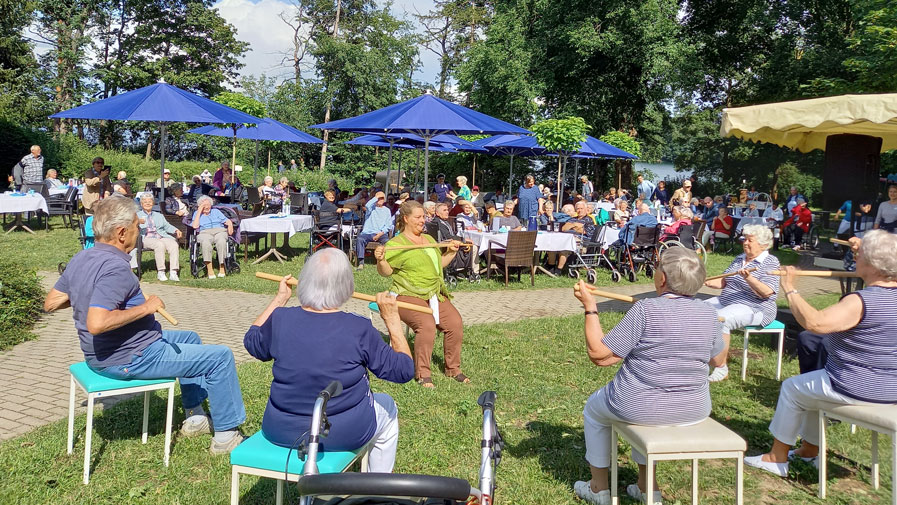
<box><xmin>486</xmin><ymin>231</ymin><xmax>537</xmax><ymax>286</ymax></box>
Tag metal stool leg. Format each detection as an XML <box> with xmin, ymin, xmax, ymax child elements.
<box><xmin>142</xmin><ymin>391</ymin><xmax>150</xmax><ymax>444</ymax></box>
<box><xmin>775</xmin><ymin>329</ymin><xmax>784</xmax><ymax>380</ymax></box>
<box><xmin>83</xmin><ymin>394</ymin><xmax>95</xmax><ymax>484</ymax></box>
<box><xmin>164</xmin><ymin>383</ymin><xmax>174</xmax><ymax>466</ymax></box>
<box><xmin>741</xmin><ymin>332</ymin><xmax>750</xmax><ymax>380</ymax></box>
<box><xmin>872</xmin><ymin>431</ymin><xmax>879</xmax><ymax>489</ymax></box>
<box><xmin>67</xmin><ymin>376</ymin><xmax>76</xmax><ymax>454</ymax></box>
<box><xmin>610</xmin><ymin>425</ymin><xmax>618</xmax><ymax>505</ymax></box>
<box><xmin>818</xmin><ymin>411</ymin><xmax>827</xmax><ymax>499</ymax></box>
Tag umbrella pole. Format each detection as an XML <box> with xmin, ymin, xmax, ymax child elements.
<box><xmin>254</xmin><ymin>139</ymin><xmax>259</xmax><ymax>186</ymax></box>
<box><xmin>556</xmin><ymin>155</ymin><xmax>563</xmax><ymax>204</ymax></box>
<box><xmin>472</xmin><ymin>154</ymin><xmax>476</xmax><ymax>188</ymax></box>
<box><xmin>574</xmin><ymin>158</ymin><xmax>579</xmax><ymax>194</ymax></box>
<box><xmin>159</xmin><ymin>123</ymin><xmax>167</xmax><ymax>203</ymax></box>
<box><xmin>509</xmin><ymin>155</ymin><xmax>514</xmax><ymax>195</ymax></box>
<box><xmin>386</xmin><ymin>140</ymin><xmax>394</xmax><ymax>193</ymax></box>
<box><xmin>413</xmin><ymin>149</ymin><xmax>420</xmax><ymax>193</ymax></box>
<box><xmin>231</xmin><ymin>126</ymin><xmax>237</xmax><ymax>201</ymax></box>
<box><xmin>268</xmin><ymin>150</ymin><xmax>271</xmax><ymax>176</ymax></box>
<box><xmin>423</xmin><ymin>137</ymin><xmax>431</xmax><ymax>198</ymax></box>
<box><xmin>397</xmin><ymin>150</ymin><xmax>403</xmax><ymax>190</ymax></box>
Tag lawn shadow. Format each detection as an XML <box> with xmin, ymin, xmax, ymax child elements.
<box><xmin>742</xmin><ymin>374</ymin><xmax>787</xmax><ymax>410</ymax></box>
<box><xmin>85</xmin><ymin>391</ymin><xmax>183</xmax><ymax>461</ymax></box>
<box><xmin>505</xmin><ymin>421</ymin><xmax>639</xmax><ymax>488</ymax></box>
<box><xmin>240</xmin><ymin>476</ymin><xmax>292</xmax><ymax>505</ymax></box>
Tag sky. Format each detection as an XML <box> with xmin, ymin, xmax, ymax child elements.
<box><xmin>214</xmin><ymin>0</ymin><xmax>441</xmax><ymax>87</ymax></box>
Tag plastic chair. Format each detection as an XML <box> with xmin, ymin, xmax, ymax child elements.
<box><xmin>67</xmin><ymin>362</ymin><xmax>175</xmax><ymax>484</ymax></box>
<box><xmin>740</xmin><ymin>320</ymin><xmax>786</xmax><ymax>381</ymax></box>
<box><xmin>368</xmin><ymin>301</ymin><xmax>411</xmax><ymax>338</ymax></box>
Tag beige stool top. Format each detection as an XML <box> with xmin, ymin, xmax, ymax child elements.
<box><xmin>820</xmin><ymin>402</ymin><xmax>897</xmax><ymax>431</ymax></box>
<box><xmin>614</xmin><ymin>418</ymin><xmax>747</xmax><ymax>454</ymax></box>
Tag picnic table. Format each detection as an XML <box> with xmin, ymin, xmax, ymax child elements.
<box><xmin>238</xmin><ymin>214</ymin><xmax>313</xmax><ymax>264</ymax></box>
<box><xmin>1</xmin><ymin>192</ymin><xmax>48</xmax><ymax>234</ymax></box>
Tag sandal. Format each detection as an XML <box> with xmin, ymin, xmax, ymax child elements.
<box><xmin>448</xmin><ymin>373</ymin><xmax>471</xmax><ymax>384</ymax></box>
<box><xmin>417</xmin><ymin>377</ymin><xmax>435</xmax><ymax>389</ymax></box>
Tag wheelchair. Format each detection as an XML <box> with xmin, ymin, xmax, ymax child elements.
<box><xmin>658</xmin><ymin>222</ymin><xmax>707</xmax><ymax>264</ymax></box>
<box><xmin>611</xmin><ymin>224</ymin><xmax>661</xmax><ymax>283</ymax></box>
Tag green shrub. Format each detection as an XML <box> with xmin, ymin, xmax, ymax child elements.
<box><xmin>0</xmin><ymin>259</ymin><xmax>44</xmax><ymax>350</ymax></box>
<box><xmin>284</xmin><ymin>170</ymin><xmax>356</xmax><ymax>192</ymax></box>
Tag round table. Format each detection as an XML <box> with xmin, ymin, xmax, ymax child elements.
<box><xmin>1</xmin><ymin>192</ymin><xmax>48</xmax><ymax>234</ymax></box>
<box><xmin>238</xmin><ymin>214</ymin><xmax>314</xmax><ymax>264</ymax></box>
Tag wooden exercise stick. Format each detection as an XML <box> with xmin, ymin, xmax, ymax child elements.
<box><xmin>383</xmin><ymin>241</ymin><xmax>471</xmax><ymax>251</ymax></box>
<box><xmin>705</xmin><ymin>267</ymin><xmax>758</xmax><ymax>282</ymax></box>
<box><xmin>574</xmin><ymin>284</ymin><xmax>726</xmax><ymax>321</ymax></box>
<box><xmin>254</xmin><ymin>272</ymin><xmax>434</xmax><ymax>314</ymax></box>
<box><xmin>767</xmin><ymin>270</ymin><xmax>859</xmax><ymax>278</ymax></box>
<box><xmin>157</xmin><ymin>307</ymin><xmax>178</xmax><ymax>326</ymax></box>
<box><xmin>829</xmin><ymin>237</ymin><xmax>853</xmax><ymax>247</ymax></box>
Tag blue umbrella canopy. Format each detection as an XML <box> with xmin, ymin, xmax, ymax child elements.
<box><xmin>187</xmin><ymin>117</ymin><xmax>323</xmax><ymax>143</ymax></box>
<box><xmin>311</xmin><ymin>93</ymin><xmax>528</xmax><ymax>192</ymax></box>
<box><xmin>375</xmin><ymin>133</ymin><xmax>488</xmax><ymax>152</ymax></box>
<box><xmin>345</xmin><ymin>135</ymin><xmax>458</xmax><ymax>152</ymax></box>
<box><xmin>493</xmin><ymin>134</ymin><xmax>637</xmax><ymax>159</ymax></box>
<box><xmin>49</xmin><ymin>82</ymin><xmax>261</xmax><ymax>124</ymax></box>
<box><xmin>473</xmin><ymin>134</ymin><xmax>546</xmax><ymax>191</ymax></box>
<box><xmin>49</xmin><ymin>82</ymin><xmax>263</xmax><ymax>201</ymax></box>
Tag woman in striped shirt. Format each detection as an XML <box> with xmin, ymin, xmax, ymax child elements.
<box><xmin>703</xmin><ymin>224</ymin><xmax>780</xmax><ymax>381</ymax></box>
<box><xmin>573</xmin><ymin>247</ymin><xmax>726</xmax><ymax>505</ymax></box>
<box><xmin>745</xmin><ymin>230</ymin><xmax>897</xmax><ymax>477</ymax></box>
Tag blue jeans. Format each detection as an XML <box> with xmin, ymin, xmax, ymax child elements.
<box><xmin>99</xmin><ymin>330</ymin><xmax>246</xmax><ymax>432</ymax></box>
<box><xmin>356</xmin><ymin>232</ymin><xmax>389</xmax><ymax>264</ymax></box>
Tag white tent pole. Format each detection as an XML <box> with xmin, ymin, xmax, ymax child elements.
<box><xmin>423</xmin><ymin>136</ymin><xmax>431</xmax><ymax>197</ymax></box>
<box><xmin>386</xmin><ymin>139</ymin><xmax>394</xmax><ymax>192</ymax></box>
<box><xmin>159</xmin><ymin>123</ymin><xmax>167</xmax><ymax>203</ymax></box>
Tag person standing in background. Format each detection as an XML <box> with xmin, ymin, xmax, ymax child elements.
<box><xmin>277</xmin><ymin>161</ymin><xmax>285</xmax><ymax>174</ymax></box>
<box><xmin>516</xmin><ymin>174</ymin><xmax>545</xmax><ymax>224</ymax></box>
<box><xmin>581</xmin><ymin>176</ymin><xmax>595</xmax><ymax>202</ymax></box>
<box><xmin>636</xmin><ymin>174</ymin><xmax>655</xmax><ymax>201</ymax></box>
<box><xmin>18</xmin><ymin>145</ymin><xmax>45</xmax><ymax>185</ymax></box>
<box><xmin>82</xmin><ymin>157</ymin><xmax>112</xmax><ymax>215</ymax></box>
<box><xmin>289</xmin><ymin>159</ymin><xmax>297</xmax><ymax>171</ymax></box>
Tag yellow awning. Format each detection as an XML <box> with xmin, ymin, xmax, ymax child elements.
<box><xmin>720</xmin><ymin>93</ymin><xmax>897</xmax><ymax>153</ymax></box>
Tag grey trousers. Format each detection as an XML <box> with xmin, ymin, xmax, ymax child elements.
<box><xmin>142</xmin><ymin>236</ymin><xmax>180</xmax><ymax>271</ymax></box>
<box><xmin>197</xmin><ymin>227</ymin><xmax>228</xmax><ymax>264</ymax></box>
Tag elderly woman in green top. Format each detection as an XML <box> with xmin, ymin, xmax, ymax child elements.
<box><xmin>374</xmin><ymin>200</ymin><xmax>468</xmax><ymax>388</ymax></box>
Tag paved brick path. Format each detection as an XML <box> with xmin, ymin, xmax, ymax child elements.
<box><xmin>0</xmin><ymin>271</ymin><xmax>842</xmax><ymax>441</ymax></box>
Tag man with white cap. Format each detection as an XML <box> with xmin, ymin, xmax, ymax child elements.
<box><xmin>156</xmin><ymin>168</ymin><xmax>174</xmax><ymax>189</ymax></box>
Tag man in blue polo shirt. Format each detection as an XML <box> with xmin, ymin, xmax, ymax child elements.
<box><xmin>432</xmin><ymin>174</ymin><xmax>452</xmax><ymax>202</ymax></box>
<box><xmin>356</xmin><ymin>191</ymin><xmax>393</xmax><ymax>269</ymax></box>
<box><xmin>43</xmin><ymin>195</ymin><xmax>246</xmax><ymax>455</ymax></box>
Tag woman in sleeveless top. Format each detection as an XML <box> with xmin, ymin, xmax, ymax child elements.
<box><xmin>745</xmin><ymin>230</ymin><xmax>897</xmax><ymax>477</ymax></box>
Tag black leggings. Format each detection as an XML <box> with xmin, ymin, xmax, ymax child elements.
<box><xmin>785</xmin><ymin>223</ymin><xmax>804</xmax><ymax>245</ymax></box>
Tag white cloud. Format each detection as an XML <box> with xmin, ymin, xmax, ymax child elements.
<box><xmin>215</xmin><ymin>0</ymin><xmax>443</xmax><ymax>87</ymax></box>
<box><xmin>214</xmin><ymin>0</ymin><xmax>299</xmax><ymax>83</ymax></box>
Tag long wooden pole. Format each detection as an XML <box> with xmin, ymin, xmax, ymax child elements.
<box><xmin>768</xmin><ymin>270</ymin><xmax>859</xmax><ymax>278</ymax></box>
<box><xmin>254</xmin><ymin>272</ymin><xmax>434</xmax><ymax>314</ymax></box>
<box><xmin>383</xmin><ymin>242</ymin><xmax>470</xmax><ymax>251</ymax></box>
<box><xmin>573</xmin><ymin>284</ymin><xmax>725</xmax><ymax>321</ymax></box>
<box><xmin>829</xmin><ymin>238</ymin><xmax>853</xmax><ymax>246</ymax></box>
<box><xmin>157</xmin><ymin>307</ymin><xmax>178</xmax><ymax>326</ymax></box>
<box><xmin>705</xmin><ymin>267</ymin><xmax>758</xmax><ymax>282</ymax></box>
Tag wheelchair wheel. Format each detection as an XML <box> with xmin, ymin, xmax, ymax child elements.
<box><xmin>693</xmin><ymin>242</ymin><xmax>707</xmax><ymax>264</ymax></box>
<box><xmin>568</xmin><ymin>268</ymin><xmax>580</xmax><ymax>279</ymax></box>
<box><xmin>57</xmin><ymin>262</ymin><xmax>66</xmax><ymax>275</ymax></box>
<box><xmin>805</xmin><ymin>226</ymin><xmax>819</xmax><ymax>250</ymax></box>
<box><xmin>348</xmin><ymin>250</ymin><xmax>358</xmax><ymax>267</ymax></box>
<box><xmin>645</xmin><ymin>264</ymin><xmax>654</xmax><ymax>279</ymax></box>
<box><xmin>446</xmin><ymin>276</ymin><xmax>458</xmax><ymax>289</ymax></box>
<box><xmin>611</xmin><ymin>270</ymin><xmax>622</xmax><ymax>283</ymax></box>
<box><xmin>627</xmin><ymin>269</ymin><xmax>637</xmax><ymax>282</ymax></box>
<box><xmin>587</xmin><ymin>269</ymin><xmax>597</xmax><ymax>284</ymax></box>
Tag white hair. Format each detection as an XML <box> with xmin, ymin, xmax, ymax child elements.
<box><xmin>298</xmin><ymin>249</ymin><xmax>354</xmax><ymax>310</ymax></box>
<box><xmin>677</xmin><ymin>206</ymin><xmax>693</xmax><ymax>219</ymax></box>
<box><xmin>139</xmin><ymin>193</ymin><xmax>154</xmax><ymax>203</ymax></box>
<box><xmin>742</xmin><ymin>224</ymin><xmax>773</xmax><ymax>249</ymax></box>
<box><xmin>860</xmin><ymin>230</ymin><xmax>897</xmax><ymax>280</ymax></box>
<box><xmin>92</xmin><ymin>194</ymin><xmax>137</xmax><ymax>240</ymax></box>
<box><xmin>658</xmin><ymin>246</ymin><xmax>705</xmax><ymax>296</ymax></box>
<box><xmin>264</xmin><ymin>176</ymin><xmax>274</xmax><ymax>183</ymax></box>
<box><xmin>196</xmin><ymin>195</ymin><xmax>214</xmax><ymax>208</ymax></box>
<box><xmin>423</xmin><ymin>201</ymin><xmax>436</xmax><ymax>210</ymax></box>
<box><xmin>457</xmin><ymin>175</ymin><xmax>467</xmax><ymax>185</ymax></box>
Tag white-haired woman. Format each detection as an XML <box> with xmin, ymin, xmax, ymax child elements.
<box><xmin>660</xmin><ymin>205</ymin><xmax>693</xmax><ymax>242</ymax></box>
<box><xmin>137</xmin><ymin>193</ymin><xmax>182</xmax><ymax>281</ymax></box>
<box><xmin>259</xmin><ymin>175</ymin><xmax>284</xmax><ymax>212</ymax></box>
<box><xmin>191</xmin><ymin>195</ymin><xmax>233</xmax><ymax>279</ymax></box>
<box><xmin>423</xmin><ymin>200</ymin><xmax>437</xmax><ymax>223</ymax></box>
<box><xmin>745</xmin><ymin>230</ymin><xmax>897</xmax><ymax>476</ymax></box>
<box><xmin>573</xmin><ymin>247</ymin><xmax>726</xmax><ymax>505</ymax></box>
<box><xmin>703</xmin><ymin>224</ymin><xmax>780</xmax><ymax>381</ymax></box>
<box><xmin>243</xmin><ymin>249</ymin><xmax>414</xmax><ymax>471</ymax></box>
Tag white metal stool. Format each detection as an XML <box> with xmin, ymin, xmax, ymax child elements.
<box><xmin>67</xmin><ymin>362</ymin><xmax>175</xmax><ymax>484</ymax></box>
<box><xmin>741</xmin><ymin>320</ymin><xmax>786</xmax><ymax>380</ymax></box>
<box><xmin>818</xmin><ymin>403</ymin><xmax>897</xmax><ymax>505</ymax></box>
<box><xmin>610</xmin><ymin>418</ymin><xmax>746</xmax><ymax>505</ymax></box>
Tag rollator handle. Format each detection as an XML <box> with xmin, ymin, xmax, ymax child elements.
<box><xmin>321</xmin><ymin>380</ymin><xmax>343</xmax><ymax>401</ymax></box>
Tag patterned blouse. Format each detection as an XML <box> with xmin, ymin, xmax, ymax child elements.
<box><xmin>718</xmin><ymin>251</ymin><xmax>780</xmax><ymax>326</ymax></box>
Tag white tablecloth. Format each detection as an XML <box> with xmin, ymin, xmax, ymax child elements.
<box><xmin>0</xmin><ymin>193</ymin><xmax>48</xmax><ymax>214</ymax></box>
<box><xmin>597</xmin><ymin>226</ymin><xmax>621</xmax><ymax>248</ymax></box>
<box><xmin>462</xmin><ymin>230</ymin><xmax>578</xmax><ymax>255</ymax></box>
<box><xmin>48</xmin><ymin>186</ymin><xmax>83</xmax><ymax>197</ymax></box>
<box><xmin>239</xmin><ymin>214</ymin><xmax>313</xmax><ymax>237</ymax></box>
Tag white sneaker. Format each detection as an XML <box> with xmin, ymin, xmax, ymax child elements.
<box><xmin>573</xmin><ymin>481</ymin><xmax>610</xmax><ymax>505</ymax></box>
<box><xmin>217</xmin><ymin>272</ymin><xmax>226</xmax><ymax>278</ymax></box>
<box><xmin>208</xmin><ymin>273</ymin><xmax>216</xmax><ymax>280</ymax></box>
<box><xmin>157</xmin><ymin>271</ymin><xmax>167</xmax><ymax>281</ymax></box>
<box><xmin>626</xmin><ymin>484</ymin><xmax>662</xmax><ymax>505</ymax></box>
<box><xmin>708</xmin><ymin>365</ymin><xmax>729</xmax><ymax>382</ymax></box>
<box><xmin>169</xmin><ymin>270</ymin><xmax>180</xmax><ymax>282</ymax></box>
<box><xmin>744</xmin><ymin>454</ymin><xmax>788</xmax><ymax>477</ymax></box>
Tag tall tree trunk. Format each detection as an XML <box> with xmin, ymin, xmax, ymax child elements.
<box><xmin>318</xmin><ymin>0</ymin><xmax>342</xmax><ymax>171</ymax></box>
<box><xmin>145</xmin><ymin>131</ymin><xmax>153</xmax><ymax>160</ymax></box>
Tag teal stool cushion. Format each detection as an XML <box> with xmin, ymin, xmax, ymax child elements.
<box><xmin>746</xmin><ymin>320</ymin><xmax>785</xmax><ymax>331</ymax></box>
<box><xmin>69</xmin><ymin>362</ymin><xmax>174</xmax><ymax>393</ymax></box>
<box><xmin>368</xmin><ymin>302</ymin><xmax>379</xmax><ymax>312</ymax></box>
<box><xmin>231</xmin><ymin>431</ymin><xmax>361</xmax><ymax>475</ymax></box>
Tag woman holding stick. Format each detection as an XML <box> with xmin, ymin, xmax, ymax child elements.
<box><xmin>573</xmin><ymin>247</ymin><xmax>726</xmax><ymax>505</ymax></box>
<box><xmin>243</xmin><ymin>248</ymin><xmax>414</xmax><ymax>471</ymax></box>
<box><xmin>374</xmin><ymin>200</ymin><xmax>468</xmax><ymax>388</ymax></box>
<box><xmin>703</xmin><ymin>224</ymin><xmax>780</xmax><ymax>382</ymax></box>
<box><xmin>745</xmin><ymin>230</ymin><xmax>897</xmax><ymax>476</ymax></box>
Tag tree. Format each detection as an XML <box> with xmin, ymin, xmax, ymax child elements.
<box><xmin>416</xmin><ymin>0</ymin><xmax>490</xmax><ymax>99</ymax></box>
<box><xmin>213</xmin><ymin>91</ymin><xmax>266</xmax><ymax>184</ymax></box>
<box><xmin>531</xmin><ymin>116</ymin><xmax>588</xmax><ymax>199</ymax></box>
<box><xmin>0</xmin><ymin>0</ymin><xmax>45</xmax><ymax>125</ymax></box>
<box><xmin>600</xmin><ymin>130</ymin><xmax>641</xmax><ymax>190</ymax></box>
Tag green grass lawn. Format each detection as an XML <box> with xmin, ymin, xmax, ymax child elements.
<box><xmin>3</xmin><ymin>214</ymin><xmax>802</xmax><ymax>296</ymax></box>
<box><xmin>0</xmin><ymin>314</ymin><xmax>890</xmax><ymax>504</ymax></box>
